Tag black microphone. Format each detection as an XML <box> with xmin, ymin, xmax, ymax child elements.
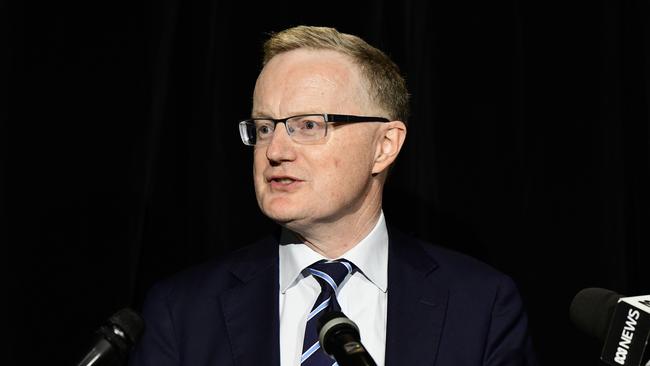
<box><xmin>317</xmin><ymin>311</ymin><xmax>377</xmax><ymax>366</ymax></box>
<box><xmin>76</xmin><ymin>308</ymin><xmax>144</xmax><ymax>366</ymax></box>
<box><xmin>570</xmin><ymin>288</ymin><xmax>650</xmax><ymax>366</ymax></box>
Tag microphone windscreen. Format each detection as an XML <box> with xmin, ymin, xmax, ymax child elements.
<box><xmin>570</xmin><ymin>287</ymin><xmax>622</xmax><ymax>341</ymax></box>
<box><xmin>108</xmin><ymin>308</ymin><xmax>144</xmax><ymax>345</ymax></box>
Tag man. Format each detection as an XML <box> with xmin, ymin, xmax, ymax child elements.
<box><xmin>130</xmin><ymin>26</ymin><xmax>537</xmax><ymax>366</ymax></box>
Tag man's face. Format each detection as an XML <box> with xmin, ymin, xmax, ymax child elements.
<box><xmin>252</xmin><ymin>49</ymin><xmax>385</xmax><ymax>230</ymax></box>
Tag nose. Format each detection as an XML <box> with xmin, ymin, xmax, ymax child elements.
<box><xmin>265</xmin><ymin>122</ymin><xmax>297</xmax><ymax>164</ymax></box>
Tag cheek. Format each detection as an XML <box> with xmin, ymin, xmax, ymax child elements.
<box><xmin>253</xmin><ymin>149</ymin><xmax>266</xmax><ymax>171</ymax></box>
<box><xmin>317</xmin><ymin>154</ymin><xmax>364</xmax><ymax>193</ymax></box>
<box><xmin>253</xmin><ymin>152</ymin><xmax>267</xmax><ymax>188</ymax></box>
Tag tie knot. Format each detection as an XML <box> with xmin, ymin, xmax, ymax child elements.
<box><xmin>305</xmin><ymin>259</ymin><xmax>355</xmax><ymax>292</ymax></box>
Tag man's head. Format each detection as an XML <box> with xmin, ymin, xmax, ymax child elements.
<box><xmin>247</xmin><ymin>26</ymin><xmax>408</xmax><ymax>237</ymax></box>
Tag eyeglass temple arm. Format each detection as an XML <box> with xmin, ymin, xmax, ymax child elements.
<box><xmin>324</xmin><ymin>114</ymin><xmax>390</xmax><ymax>123</ymax></box>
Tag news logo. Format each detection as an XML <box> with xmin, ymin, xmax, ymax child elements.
<box><xmin>601</xmin><ymin>295</ymin><xmax>650</xmax><ymax>366</ymax></box>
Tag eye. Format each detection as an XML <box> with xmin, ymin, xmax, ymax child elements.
<box><xmin>296</xmin><ymin>119</ymin><xmax>323</xmax><ymax>131</ymax></box>
<box><xmin>256</xmin><ymin>123</ymin><xmax>273</xmax><ymax>137</ymax></box>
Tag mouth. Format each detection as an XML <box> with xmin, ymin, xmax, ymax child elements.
<box><xmin>273</xmin><ymin>178</ymin><xmax>295</xmax><ymax>184</ymax></box>
<box><xmin>267</xmin><ymin>175</ymin><xmax>301</xmax><ymax>183</ymax></box>
<box><xmin>266</xmin><ymin>175</ymin><xmax>304</xmax><ymax>190</ymax></box>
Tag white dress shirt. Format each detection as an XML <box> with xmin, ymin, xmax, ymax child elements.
<box><xmin>279</xmin><ymin>212</ymin><xmax>389</xmax><ymax>366</ymax></box>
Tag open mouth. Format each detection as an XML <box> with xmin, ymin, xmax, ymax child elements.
<box><xmin>272</xmin><ymin>177</ymin><xmax>295</xmax><ymax>184</ymax></box>
<box><xmin>267</xmin><ymin>176</ymin><xmax>303</xmax><ymax>189</ymax></box>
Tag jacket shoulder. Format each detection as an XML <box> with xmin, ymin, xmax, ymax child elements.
<box><xmin>390</xmin><ymin>227</ymin><xmax>517</xmax><ymax>291</ymax></box>
<box><xmin>145</xmin><ymin>235</ymin><xmax>278</xmax><ymax>305</ymax></box>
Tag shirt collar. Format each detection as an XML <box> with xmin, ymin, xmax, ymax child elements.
<box><xmin>278</xmin><ymin>211</ymin><xmax>389</xmax><ymax>294</ymax></box>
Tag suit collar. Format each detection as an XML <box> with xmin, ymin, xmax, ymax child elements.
<box><xmin>220</xmin><ymin>236</ymin><xmax>281</xmax><ymax>366</ymax></box>
<box><xmin>385</xmin><ymin>227</ymin><xmax>448</xmax><ymax>366</ymax></box>
<box><xmin>227</xmin><ymin>235</ymin><xmax>278</xmax><ymax>283</ymax></box>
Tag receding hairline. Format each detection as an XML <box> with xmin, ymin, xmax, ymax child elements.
<box><xmin>255</xmin><ymin>48</ymin><xmax>382</xmax><ymax>117</ymax></box>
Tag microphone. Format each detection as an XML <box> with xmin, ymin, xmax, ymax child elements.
<box><xmin>76</xmin><ymin>308</ymin><xmax>144</xmax><ymax>366</ymax></box>
<box><xmin>570</xmin><ymin>288</ymin><xmax>650</xmax><ymax>366</ymax></box>
<box><xmin>317</xmin><ymin>311</ymin><xmax>377</xmax><ymax>366</ymax></box>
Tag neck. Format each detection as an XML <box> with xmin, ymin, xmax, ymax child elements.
<box><xmin>289</xmin><ymin>194</ymin><xmax>383</xmax><ymax>259</ymax></box>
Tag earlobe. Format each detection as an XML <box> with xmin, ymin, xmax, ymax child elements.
<box><xmin>372</xmin><ymin>121</ymin><xmax>407</xmax><ymax>174</ymax></box>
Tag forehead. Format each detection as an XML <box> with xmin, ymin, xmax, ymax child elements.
<box><xmin>252</xmin><ymin>49</ymin><xmax>370</xmax><ymax>117</ymax></box>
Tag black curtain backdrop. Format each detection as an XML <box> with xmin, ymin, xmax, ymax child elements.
<box><xmin>5</xmin><ymin>0</ymin><xmax>649</xmax><ymax>365</ymax></box>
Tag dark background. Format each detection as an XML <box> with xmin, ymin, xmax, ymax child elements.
<box><xmin>5</xmin><ymin>0</ymin><xmax>649</xmax><ymax>365</ymax></box>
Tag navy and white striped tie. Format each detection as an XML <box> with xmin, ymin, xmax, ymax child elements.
<box><xmin>301</xmin><ymin>259</ymin><xmax>355</xmax><ymax>365</ymax></box>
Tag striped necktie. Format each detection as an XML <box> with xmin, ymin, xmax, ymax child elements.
<box><xmin>301</xmin><ymin>259</ymin><xmax>355</xmax><ymax>365</ymax></box>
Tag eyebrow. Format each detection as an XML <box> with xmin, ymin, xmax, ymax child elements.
<box><xmin>250</xmin><ymin>110</ymin><xmax>268</xmax><ymax>118</ymax></box>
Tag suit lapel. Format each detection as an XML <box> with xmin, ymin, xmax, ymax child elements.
<box><xmin>220</xmin><ymin>237</ymin><xmax>280</xmax><ymax>366</ymax></box>
<box><xmin>385</xmin><ymin>229</ymin><xmax>448</xmax><ymax>366</ymax></box>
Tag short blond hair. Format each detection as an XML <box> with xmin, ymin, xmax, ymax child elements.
<box><xmin>262</xmin><ymin>26</ymin><xmax>409</xmax><ymax>123</ymax></box>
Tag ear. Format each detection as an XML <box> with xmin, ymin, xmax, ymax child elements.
<box><xmin>372</xmin><ymin>121</ymin><xmax>407</xmax><ymax>175</ymax></box>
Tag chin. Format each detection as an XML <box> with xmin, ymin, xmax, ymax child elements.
<box><xmin>260</xmin><ymin>201</ymin><xmax>301</xmax><ymax>224</ymax></box>
<box><xmin>264</xmin><ymin>211</ymin><xmax>301</xmax><ymax>227</ymax></box>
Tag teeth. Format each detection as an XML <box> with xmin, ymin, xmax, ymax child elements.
<box><xmin>276</xmin><ymin>178</ymin><xmax>294</xmax><ymax>184</ymax></box>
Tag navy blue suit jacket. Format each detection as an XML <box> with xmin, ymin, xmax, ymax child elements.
<box><xmin>129</xmin><ymin>228</ymin><xmax>537</xmax><ymax>366</ymax></box>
